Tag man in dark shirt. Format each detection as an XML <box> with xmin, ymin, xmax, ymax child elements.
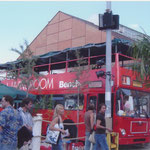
<box><xmin>94</xmin><ymin>103</ymin><xmax>112</xmax><ymax>150</ymax></box>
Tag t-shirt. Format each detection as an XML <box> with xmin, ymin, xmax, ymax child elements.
<box><xmin>95</xmin><ymin>113</ymin><xmax>106</xmax><ymax>134</ymax></box>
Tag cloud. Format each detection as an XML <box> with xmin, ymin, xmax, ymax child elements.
<box><xmin>128</xmin><ymin>24</ymin><xmax>147</xmax><ymax>34</ymax></box>
<box><xmin>128</xmin><ymin>24</ymin><xmax>140</xmax><ymax>31</ymax></box>
<box><xmin>87</xmin><ymin>14</ymin><xmax>99</xmax><ymax>25</ymax></box>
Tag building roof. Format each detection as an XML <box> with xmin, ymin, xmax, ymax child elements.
<box><xmin>27</xmin><ymin>11</ymin><xmax>142</xmax><ymax>58</ymax></box>
<box><xmin>58</xmin><ymin>11</ymin><xmax>145</xmax><ymax>41</ymax></box>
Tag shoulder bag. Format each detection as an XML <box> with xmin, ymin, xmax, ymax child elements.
<box><xmin>46</xmin><ymin>118</ymin><xmax>61</xmax><ymax>145</ymax></box>
<box><xmin>89</xmin><ymin>131</ymin><xmax>96</xmax><ymax>143</ymax></box>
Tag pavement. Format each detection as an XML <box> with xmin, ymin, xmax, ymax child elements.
<box><xmin>40</xmin><ymin>142</ymin><xmax>150</xmax><ymax>150</ymax></box>
<box><xmin>119</xmin><ymin>143</ymin><xmax>150</xmax><ymax>150</ymax></box>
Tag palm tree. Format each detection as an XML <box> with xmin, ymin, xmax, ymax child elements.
<box><xmin>132</xmin><ymin>34</ymin><xmax>150</xmax><ymax>86</ymax></box>
<box><xmin>8</xmin><ymin>40</ymin><xmax>39</xmax><ymax>96</ymax></box>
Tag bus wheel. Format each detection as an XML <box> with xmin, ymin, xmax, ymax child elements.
<box><xmin>63</xmin><ymin>119</ymin><xmax>77</xmax><ymax>141</ymax></box>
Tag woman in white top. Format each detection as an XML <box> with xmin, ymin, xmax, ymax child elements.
<box><xmin>50</xmin><ymin>104</ymin><xmax>66</xmax><ymax>150</ymax></box>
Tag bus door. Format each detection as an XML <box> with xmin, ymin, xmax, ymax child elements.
<box><xmin>87</xmin><ymin>94</ymin><xmax>98</xmax><ymax>113</ymax></box>
<box><xmin>98</xmin><ymin>93</ymin><xmax>105</xmax><ymax>109</ymax></box>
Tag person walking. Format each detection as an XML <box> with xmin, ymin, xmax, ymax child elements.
<box><xmin>84</xmin><ymin>103</ymin><xmax>95</xmax><ymax>150</ymax></box>
<box><xmin>0</xmin><ymin>95</ymin><xmax>23</xmax><ymax>150</ymax></box>
<box><xmin>94</xmin><ymin>103</ymin><xmax>112</xmax><ymax>150</ymax></box>
<box><xmin>17</xmin><ymin>97</ymin><xmax>33</xmax><ymax>149</ymax></box>
<box><xmin>49</xmin><ymin>104</ymin><xmax>67</xmax><ymax>150</ymax></box>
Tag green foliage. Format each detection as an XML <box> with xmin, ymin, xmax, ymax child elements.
<box><xmin>47</xmin><ymin>95</ymin><xmax>53</xmax><ymax>109</ymax></box>
<box><xmin>34</xmin><ymin>95</ymin><xmax>53</xmax><ymax>112</ymax></box>
<box><xmin>8</xmin><ymin>40</ymin><xmax>40</xmax><ymax>95</ymax></box>
<box><xmin>72</xmin><ymin>50</ymin><xmax>91</xmax><ymax>137</ymax></box>
<box><xmin>132</xmin><ymin>35</ymin><xmax>150</xmax><ymax>83</ymax></box>
<box><xmin>73</xmin><ymin>50</ymin><xmax>90</xmax><ymax>88</ymax></box>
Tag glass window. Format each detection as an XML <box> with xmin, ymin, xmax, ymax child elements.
<box><xmin>87</xmin><ymin>95</ymin><xmax>97</xmax><ymax>111</ymax></box>
<box><xmin>52</xmin><ymin>95</ymin><xmax>65</xmax><ymax>108</ymax></box>
<box><xmin>35</xmin><ymin>94</ymin><xmax>64</xmax><ymax>109</ymax></box>
<box><xmin>116</xmin><ymin>88</ymin><xmax>150</xmax><ymax>118</ymax></box>
<box><xmin>34</xmin><ymin>93</ymin><xmax>84</xmax><ymax>110</ymax></box>
<box><xmin>64</xmin><ymin>94</ymin><xmax>84</xmax><ymax>110</ymax></box>
<box><xmin>35</xmin><ymin>95</ymin><xmax>54</xmax><ymax>109</ymax></box>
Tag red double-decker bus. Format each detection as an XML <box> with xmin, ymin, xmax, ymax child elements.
<box><xmin>1</xmin><ymin>39</ymin><xmax>150</xmax><ymax>145</ymax></box>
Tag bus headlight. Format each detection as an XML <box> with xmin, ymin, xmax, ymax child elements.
<box><xmin>121</xmin><ymin>129</ymin><xmax>126</xmax><ymax>136</ymax></box>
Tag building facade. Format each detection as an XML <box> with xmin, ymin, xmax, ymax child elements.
<box><xmin>29</xmin><ymin>11</ymin><xmax>139</xmax><ymax>56</ymax></box>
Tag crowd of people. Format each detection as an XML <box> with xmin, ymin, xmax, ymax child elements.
<box><xmin>0</xmin><ymin>94</ymin><xmax>111</xmax><ymax>150</ymax></box>
<box><xmin>0</xmin><ymin>96</ymin><xmax>69</xmax><ymax>150</ymax></box>
<box><xmin>0</xmin><ymin>95</ymin><xmax>33</xmax><ymax>150</ymax></box>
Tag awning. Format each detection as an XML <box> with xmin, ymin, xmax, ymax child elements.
<box><xmin>0</xmin><ymin>83</ymin><xmax>36</xmax><ymax>100</ymax></box>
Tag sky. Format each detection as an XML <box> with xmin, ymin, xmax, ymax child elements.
<box><xmin>0</xmin><ymin>1</ymin><xmax>150</xmax><ymax>64</ymax></box>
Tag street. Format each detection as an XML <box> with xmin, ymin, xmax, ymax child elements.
<box><xmin>119</xmin><ymin>143</ymin><xmax>150</xmax><ymax>150</ymax></box>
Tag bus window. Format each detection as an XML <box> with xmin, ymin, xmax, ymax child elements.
<box><xmin>65</xmin><ymin>99</ymin><xmax>75</xmax><ymax>109</ymax></box>
<box><xmin>35</xmin><ymin>94</ymin><xmax>64</xmax><ymax>109</ymax></box>
<box><xmin>137</xmin><ymin>91</ymin><xmax>149</xmax><ymax>118</ymax></box>
<box><xmin>52</xmin><ymin>95</ymin><xmax>65</xmax><ymax>108</ymax></box>
<box><xmin>35</xmin><ymin>94</ymin><xmax>84</xmax><ymax>110</ymax></box>
<box><xmin>116</xmin><ymin>88</ymin><xmax>150</xmax><ymax>118</ymax></box>
<box><xmin>87</xmin><ymin>95</ymin><xmax>97</xmax><ymax>111</ymax></box>
<box><xmin>64</xmin><ymin>94</ymin><xmax>84</xmax><ymax>110</ymax></box>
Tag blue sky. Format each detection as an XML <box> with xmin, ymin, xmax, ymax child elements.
<box><xmin>0</xmin><ymin>1</ymin><xmax>150</xmax><ymax>64</ymax></box>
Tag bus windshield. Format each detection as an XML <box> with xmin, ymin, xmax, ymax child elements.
<box><xmin>116</xmin><ymin>88</ymin><xmax>150</xmax><ymax>118</ymax></box>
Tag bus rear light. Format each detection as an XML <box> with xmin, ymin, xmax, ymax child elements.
<box><xmin>120</xmin><ymin>129</ymin><xmax>126</xmax><ymax>136</ymax></box>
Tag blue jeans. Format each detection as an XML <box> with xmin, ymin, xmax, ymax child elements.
<box><xmin>94</xmin><ymin>134</ymin><xmax>109</xmax><ymax>150</ymax></box>
<box><xmin>85</xmin><ymin>132</ymin><xmax>96</xmax><ymax>150</ymax></box>
<box><xmin>0</xmin><ymin>142</ymin><xmax>17</xmax><ymax>150</ymax></box>
<box><xmin>52</xmin><ymin>139</ymin><xmax>64</xmax><ymax>150</ymax></box>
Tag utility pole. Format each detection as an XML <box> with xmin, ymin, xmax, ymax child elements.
<box><xmin>105</xmin><ymin>1</ymin><xmax>112</xmax><ymax>118</ymax></box>
<box><xmin>98</xmin><ymin>2</ymin><xmax>119</xmax><ymax>119</ymax></box>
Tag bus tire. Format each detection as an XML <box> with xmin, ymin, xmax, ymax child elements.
<box><xmin>63</xmin><ymin>119</ymin><xmax>77</xmax><ymax>141</ymax></box>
